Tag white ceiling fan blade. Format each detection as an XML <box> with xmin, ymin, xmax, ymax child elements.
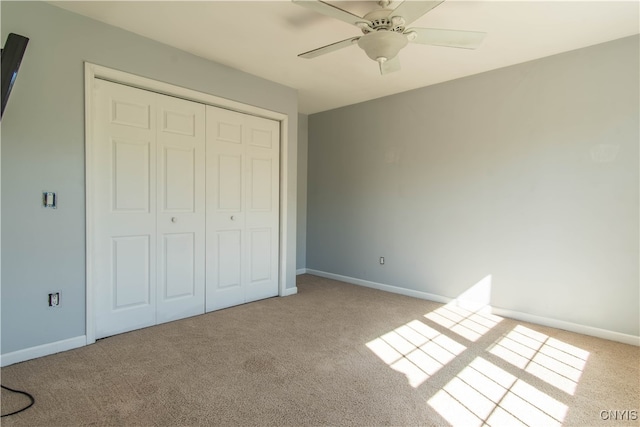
<box><xmin>391</xmin><ymin>1</ymin><xmax>444</xmax><ymax>26</ymax></box>
<box><xmin>406</xmin><ymin>28</ymin><xmax>486</xmax><ymax>49</ymax></box>
<box><xmin>298</xmin><ymin>37</ymin><xmax>360</xmax><ymax>59</ymax></box>
<box><xmin>380</xmin><ymin>56</ymin><xmax>401</xmax><ymax>75</ymax></box>
<box><xmin>292</xmin><ymin>0</ymin><xmax>367</xmax><ymax>27</ymax></box>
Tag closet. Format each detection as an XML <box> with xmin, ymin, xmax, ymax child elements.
<box><xmin>90</xmin><ymin>79</ymin><xmax>279</xmax><ymax>339</ymax></box>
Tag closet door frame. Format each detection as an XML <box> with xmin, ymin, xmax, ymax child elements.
<box><xmin>84</xmin><ymin>63</ymin><xmax>291</xmax><ymax>345</ymax></box>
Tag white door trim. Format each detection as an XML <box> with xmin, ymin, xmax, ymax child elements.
<box><xmin>84</xmin><ymin>62</ymin><xmax>290</xmax><ymax>345</ymax></box>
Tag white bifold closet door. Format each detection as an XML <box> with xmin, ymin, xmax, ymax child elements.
<box><xmin>92</xmin><ymin>80</ymin><xmax>205</xmax><ymax>339</ymax></box>
<box><xmin>205</xmin><ymin>106</ymin><xmax>280</xmax><ymax>312</ymax></box>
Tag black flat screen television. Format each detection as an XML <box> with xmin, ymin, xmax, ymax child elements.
<box><xmin>1</xmin><ymin>33</ymin><xmax>29</xmax><ymax>119</ymax></box>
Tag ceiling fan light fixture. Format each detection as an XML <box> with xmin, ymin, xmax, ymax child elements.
<box><xmin>357</xmin><ymin>31</ymin><xmax>408</xmax><ymax>62</ymax></box>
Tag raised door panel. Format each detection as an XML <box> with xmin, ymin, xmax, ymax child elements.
<box><xmin>218</xmin><ymin>155</ymin><xmax>242</xmax><ymax>211</ymax></box>
<box><xmin>161</xmin><ymin>146</ymin><xmax>196</xmax><ymax>212</ymax></box>
<box><xmin>161</xmin><ymin>232</ymin><xmax>196</xmax><ymax>299</ymax></box>
<box><xmin>162</xmin><ymin>109</ymin><xmax>196</xmax><ymax>136</ymax></box>
<box><xmin>249</xmin><ymin>228</ymin><xmax>272</xmax><ymax>283</ymax></box>
<box><xmin>111</xmin><ymin>139</ymin><xmax>151</xmax><ymax>213</ymax></box>
<box><xmin>248</xmin><ymin>158</ymin><xmax>273</xmax><ymax>212</ymax></box>
<box><xmin>206</xmin><ymin>229</ymin><xmax>245</xmax><ymax>311</ymax></box>
<box><xmin>217</xmin><ymin>231</ymin><xmax>242</xmax><ymax>289</ymax></box>
<box><xmin>111</xmin><ymin>99</ymin><xmax>150</xmax><ymax>129</ymax></box>
<box><xmin>247</xmin><ymin>127</ymin><xmax>273</xmax><ymax>149</ymax></box>
<box><xmin>112</xmin><ymin>235</ymin><xmax>151</xmax><ymax>308</ymax></box>
<box><xmin>216</xmin><ymin>121</ymin><xmax>243</xmax><ymax>145</ymax></box>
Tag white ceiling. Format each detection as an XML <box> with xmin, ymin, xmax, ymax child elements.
<box><xmin>50</xmin><ymin>1</ymin><xmax>639</xmax><ymax>114</ymax></box>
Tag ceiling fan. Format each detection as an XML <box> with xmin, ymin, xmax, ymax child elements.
<box><xmin>293</xmin><ymin>0</ymin><xmax>486</xmax><ymax>74</ymax></box>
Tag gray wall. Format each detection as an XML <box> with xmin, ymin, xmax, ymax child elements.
<box><xmin>308</xmin><ymin>36</ymin><xmax>639</xmax><ymax>336</ymax></box>
<box><xmin>297</xmin><ymin>114</ymin><xmax>308</xmax><ymax>270</ymax></box>
<box><xmin>1</xmin><ymin>1</ymin><xmax>298</xmax><ymax>354</ymax></box>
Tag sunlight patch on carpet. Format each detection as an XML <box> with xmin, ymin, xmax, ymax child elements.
<box><xmin>428</xmin><ymin>356</ymin><xmax>568</xmax><ymax>427</ymax></box>
<box><xmin>366</xmin><ymin>320</ymin><xmax>466</xmax><ymax>388</ymax></box>
<box><xmin>488</xmin><ymin>325</ymin><xmax>589</xmax><ymax>395</ymax></box>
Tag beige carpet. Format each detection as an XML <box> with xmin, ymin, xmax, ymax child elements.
<box><xmin>1</xmin><ymin>274</ymin><xmax>638</xmax><ymax>426</ymax></box>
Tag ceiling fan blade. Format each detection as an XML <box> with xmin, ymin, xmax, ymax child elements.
<box><xmin>292</xmin><ymin>0</ymin><xmax>367</xmax><ymax>27</ymax></box>
<box><xmin>406</xmin><ymin>28</ymin><xmax>486</xmax><ymax>49</ymax></box>
<box><xmin>380</xmin><ymin>56</ymin><xmax>401</xmax><ymax>75</ymax></box>
<box><xmin>390</xmin><ymin>1</ymin><xmax>444</xmax><ymax>26</ymax></box>
<box><xmin>298</xmin><ymin>37</ymin><xmax>360</xmax><ymax>59</ymax></box>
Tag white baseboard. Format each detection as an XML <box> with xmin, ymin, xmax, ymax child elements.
<box><xmin>282</xmin><ymin>286</ymin><xmax>298</xmax><ymax>297</ymax></box>
<box><xmin>490</xmin><ymin>307</ymin><xmax>640</xmax><ymax>346</ymax></box>
<box><xmin>305</xmin><ymin>269</ymin><xmax>640</xmax><ymax>346</ymax></box>
<box><xmin>296</xmin><ymin>268</ymin><xmax>307</xmax><ymax>275</ymax></box>
<box><xmin>306</xmin><ymin>269</ymin><xmax>453</xmax><ymax>304</ymax></box>
<box><xmin>1</xmin><ymin>335</ymin><xmax>87</xmax><ymax>367</ymax></box>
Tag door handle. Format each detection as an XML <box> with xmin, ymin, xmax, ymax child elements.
<box><xmin>171</xmin><ymin>217</ymin><xmax>177</xmax><ymax>223</ymax></box>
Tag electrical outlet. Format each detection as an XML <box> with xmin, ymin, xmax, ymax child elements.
<box><xmin>380</xmin><ymin>257</ymin><xmax>385</xmax><ymax>265</ymax></box>
<box><xmin>43</xmin><ymin>191</ymin><xmax>57</xmax><ymax>208</ymax></box>
<box><xmin>49</xmin><ymin>292</ymin><xmax>60</xmax><ymax>307</ymax></box>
